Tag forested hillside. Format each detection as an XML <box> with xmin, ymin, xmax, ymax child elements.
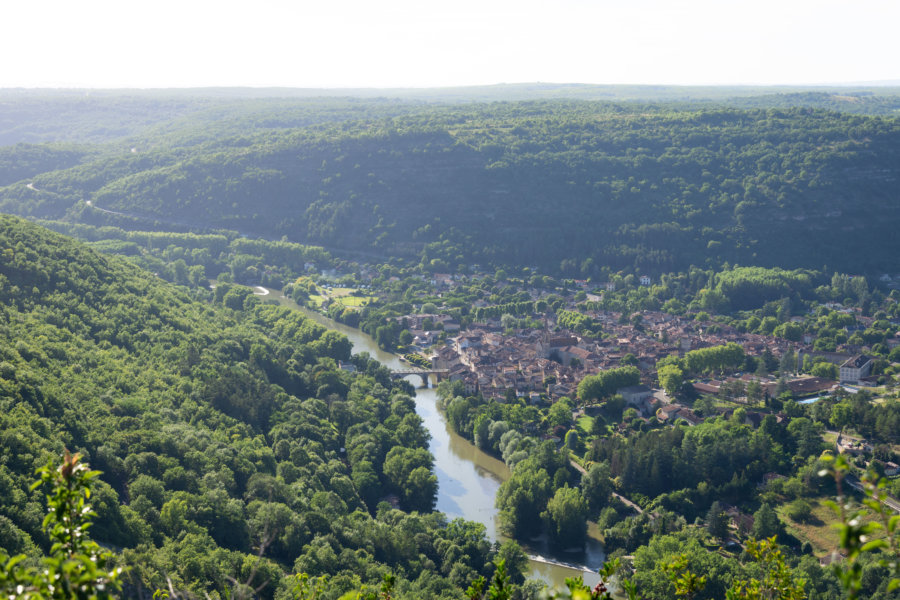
<box><xmin>2</xmin><ymin>100</ymin><xmax>900</xmax><ymax>275</ymax></box>
<box><xmin>0</xmin><ymin>215</ymin><xmax>515</xmax><ymax>598</ymax></box>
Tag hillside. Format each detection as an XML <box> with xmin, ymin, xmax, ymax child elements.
<box><xmin>0</xmin><ymin>215</ymin><xmax>504</xmax><ymax>598</ymax></box>
<box><xmin>2</xmin><ymin>101</ymin><xmax>900</xmax><ymax>274</ymax></box>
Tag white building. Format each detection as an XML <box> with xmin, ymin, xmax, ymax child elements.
<box><xmin>839</xmin><ymin>354</ymin><xmax>873</xmax><ymax>384</ymax></box>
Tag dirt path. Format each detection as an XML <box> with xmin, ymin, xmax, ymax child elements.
<box><xmin>570</xmin><ymin>459</ymin><xmax>643</xmax><ymax>514</ymax></box>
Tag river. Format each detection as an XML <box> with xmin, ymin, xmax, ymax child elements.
<box><xmin>260</xmin><ymin>289</ymin><xmax>604</xmax><ymax>587</ymax></box>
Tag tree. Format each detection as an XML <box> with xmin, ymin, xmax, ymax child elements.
<box><xmin>746</xmin><ymin>380</ymin><xmax>764</xmax><ymax>406</ymax></box>
<box><xmin>493</xmin><ymin>541</ymin><xmax>529</xmax><ymax>585</ymax></box>
<box><xmin>546</xmin><ymin>397</ymin><xmax>574</xmax><ymax>429</ymax></box>
<box><xmin>727</xmin><ymin>538</ymin><xmax>806</xmax><ymax>600</ymax></box>
<box><xmin>581</xmin><ymin>462</ymin><xmax>613</xmax><ymax>515</ymax></box>
<box><xmin>541</xmin><ymin>486</ymin><xmax>588</xmax><ymax>547</ymax></box>
<box><xmin>752</xmin><ymin>503</ymin><xmax>780</xmax><ymax>541</ymax></box>
<box><xmin>706</xmin><ymin>501</ymin><xmax>729</xmax><ymax>540</ymax></box>
<box><xmin>564</xmin><ymin>429</ymin><xmax>581</xmax><ymax>453</ymax></box>
<box><xmin>577</xmin><ymin>366</ymin><xmax>640</xmax><ymax>402</ymax></box>
<box><xmin>787</xmin><ymin>417</ymin><xmax>826</xmax><ymax>459</ymax></box>
<box><xmin>0</xmin><ymin>451</ymin><xmax>125</xmax><ymax>599</ymax></box>
<box><xmin>785</xmin><ymin>499</ymin><xmax>812</xmax><ymax>523</ymax></box>
<box><xmin>831</xmin><ymin>402</ymin><xmax>853</xmax><ymax>431</ymax></box>
<box><xmin>496</xmin><ymin>465</ymin><xmax>552</xmax><ymax>538</ymax></box>
<box><xmin>658</xmin><ymin>364</ymin><xmax>684</xmax><ymax>397</ymax></box>
<box><xmin>779</xmin><ymin>349</ymin><xmax>797</xmax><ymax>375</ymax></box>
<box><xmin>383</xmin><ymin>447</ymin><xmax>437</xmax><ymax>512</ymax></box>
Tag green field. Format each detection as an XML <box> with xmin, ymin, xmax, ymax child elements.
<box><xmin>309</xmin><ymin>287</ymin><xmax>375</xmax><ymax>308</ymax></box>
<box><xmin>576</xmin><ymin>415</ymin><xmax>595</xmax><ymax>436</ymax></box>
<box><xmin>777</xmin><ymin>496</ymin><xmax>878</xmax><ymax>558</ymax></box>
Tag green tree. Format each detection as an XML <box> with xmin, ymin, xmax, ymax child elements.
<box><xmin>706</xmin><ymin>500</ymin><xmax>729</xmax><ymax>541</ymax></box>
<box><xmin>0</xmin><ymin>451</ymin><xmax>125</xmax><ymax>599</ymax></box>
<box><xmin>541</xmin><ymin>486</ymin><xmax>588</xmax><ymax>547</ymax></box>
<box><xmin>658</xmin><ymin>364</ymin><xmax>684</xmax><ymax>397</ymax></box>
<box><xmin>727</xmin><ymin>537</ymin><xmax>807</xmax><ymax>600</ymax></box>
<box><xmin>581</xmin><ymin>462</ymin><xmax>613</xmax><ymax>515</ymax></box>
<box><xmin>577</xmin><ymin>366</ymin><xmax>640</xmax><ymax>402</ymax></box>
<box><xmin>752</xmin><ymin>503</ymin><xmax>780</xmax><ymax>540</ymax></box>
<box><xmin>547</xmin><ymin>397</ymin><xmax>574</xmax><ymax>428</ymax></box>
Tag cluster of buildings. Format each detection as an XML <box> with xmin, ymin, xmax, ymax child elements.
<box><xmin>414</xmin><ymin>304</ymin><xmax>877</xmax><ymax>405</ymax></box>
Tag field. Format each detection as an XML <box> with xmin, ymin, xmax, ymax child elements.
<box><xmin>576</xmin><ymin>415</ymin><xmax>595</xmax><ymax>436</ymax></box>
<box><xmin>309</xmin><ymin>287</ymin><xmax>376</xmax><ymax>308</ymax></box>
<box><xmin>777</xmin><ymin>495</ymin><xmax>879</xmax><ymax>557</ymax></box>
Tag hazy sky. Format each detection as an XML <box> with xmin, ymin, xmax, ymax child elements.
<box><xmin>3</xmin><ymin>0</ymin><xmax>898</xmax><ymax>89</ymax></box>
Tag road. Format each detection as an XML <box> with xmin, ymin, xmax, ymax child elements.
<box><xmin>845</xmin><ymin>475</ymin><xmax>900</xmax><ymax>514</ymax></box>
<box><xmin>570</xmin><ymin>459</ymin><xmax>644</xmax><ymax>514</ymax></box>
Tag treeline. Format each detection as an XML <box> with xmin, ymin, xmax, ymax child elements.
<box><xmin>556</xmin><ymin>309</ymin><xmax>601</xmax><ymax>337</ymax></box>
<box><xmin>714</xmin><ymin>266</ymin><xmax>816</xmax><ymax>311</ymax></box>
<box><xmin>585</xmin><ymin>416</ymin><xmax>824</xmax><ymax>507</ymax></box>
<box><xmin>576</xmin><ymin>366</ymin><xmax>641</xmax><ymax>401</ymax></box>
<box><xmin>0</xmin><ymin>215</ymin><xmax>522</xmax><ymax>598</ymax></box>
<box><xmin>39</xmin><ymin>220</ymin><xmax>333</xmax><ymax>290</ymax></box>
<box><xmin>472</xmin><ymin>300</ymin><xmax>542</xmax><ymax>322</ymax></box>
<box><xmin>656</xmin><ymin>343</ymin><xmax>746</xmax><ymax>376</ymax></box>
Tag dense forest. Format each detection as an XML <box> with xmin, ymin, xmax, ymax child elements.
<box><xmin>0</xmin><ymin>215</ymin><xmax>533</xmax><ymax>598</ymax></box>
<box><xmin>1</xmin><ymin>93</ymin><xmax>900</xmax><ymax>276</ymax></box>
<box><xmin>4</xmin><ymin>90</ymin><xmax>900</xmax><ymax>598</ymax></box>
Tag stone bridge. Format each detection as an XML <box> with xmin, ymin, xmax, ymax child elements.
<box><xmin>390</xmin><ymin>367</ymin><xmax>449</xmax><ymax>386</ymax></box>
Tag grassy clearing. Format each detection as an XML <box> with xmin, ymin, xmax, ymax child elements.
<box><xmin>576</xmin><ymin>415</ymin><xmax>594</xmax><ymax>436</ymax></box>
<box><xmin>309</xmin><ymin>287</ymin><xmax>375</xmax><ymax>308</ymax></box>
<box><xmin>777</xmin><ymin>496</ymin><xmax>878</xmax><ymax>557</ymax></box>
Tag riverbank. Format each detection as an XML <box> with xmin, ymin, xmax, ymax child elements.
<box><xmin>260</xmin><ymin>287</ymin><xmax>605</xmax><ymax>587</ymax></box>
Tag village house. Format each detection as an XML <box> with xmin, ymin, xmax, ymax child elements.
<box><xmin>836</xmin><ymin>433</ymin><xmax>872</xmax><ymax>456</ymax></box>
<box><xmin>618</xmin><ymin>384</ymin><xmax>654</xmax><ymax>410</ymax></box>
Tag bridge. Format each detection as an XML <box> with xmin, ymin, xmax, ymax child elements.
<box><xmin>390</xmin><ymin>367</ymin><xmax>449</xmax><ymax>386</ymax></box>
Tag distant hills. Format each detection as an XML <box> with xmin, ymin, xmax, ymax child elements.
<box><xmin>2</xmin><ymin>92</ymin><xmax>900</xmax><ymax>275</ymax></box>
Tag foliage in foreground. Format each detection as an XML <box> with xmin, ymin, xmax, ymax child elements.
<box><xmin>0</xmin><ymin>450</ymin><xmax>124</xmax><ymax>599</ymax></box>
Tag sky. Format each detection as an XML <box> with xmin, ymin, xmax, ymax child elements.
<box><xmin>3</xmin><ymin>0</ymin><xmax>898</xmax><ymax>89</ymax></box>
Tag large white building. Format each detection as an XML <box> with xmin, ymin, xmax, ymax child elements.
<box><xmin>839</xmin><ymin>354</ymin><xmax>873</xmax><ymax>384</ymax></box>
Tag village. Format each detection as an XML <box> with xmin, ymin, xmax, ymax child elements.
<box><xmin>376</xmin><ymin>271</ymin><xmax>897</xmax><ymax>441</ymax></box>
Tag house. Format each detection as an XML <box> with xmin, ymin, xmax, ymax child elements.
<box><xmin>431</xmin><ymin>273</ymin><xmax>453</xmax><ymax>287</ymax></box>
<box><xmin>839</xmin><ymin>354</ymin><xmax>873</xmax><ymax>384</ymax></box>
<box><xmin>787</xmin><ymin>376</ymin><xmax>836</xmax><ymax>396</ymax></box>
<box><xmin>656</xmin><ymin>404</ymin><xmax>683</xmax><ymax>422</ymax></box>
<box><xmin>462</xmin><ymin>373</ymin><xmax>479</xmax><ymax>396</ymax></box>
<box><xmin>437</xmin><ymin>317</ymin><xmax>461</xmax><ymax>332</ymax></box>
<box><xmin>693</xmin><ymin>381</ymin><xmax>720</xmax><ymax>395</ymax></box>
<box><xmin>455</xmin><ymin>335</ymin><xmax>483</xmax><ymax>353</ymax></box>
<box><xmin>605</xmin><ymin>282</ymin><xmax>616</xmax><ymax>292</ymax></box>
<box><xmin>640</xmin><ymin>275</ymin><xmax>651</xmax><ymax>286</ymax></box>
<box><xmin>724</xmin><ymin>505</ymin><xmax>755</xmax><ymax>535</ymax></box>
<box><xmin>618</xmin><ymin>385</ymin><xmax>654</xmax><ymax>408</ymax></box>
<box><xmin>410</xmin><ymin>329</ymin><xmax>437</xmax><ymax>346</ymax></box>
<box><xmin>836</xmin><ymin>433</ymin><xmax>872</xmax><ymax>456</ymax></box>
<box><xmin>677</xmin><ymin>408</ymin><xmax>703</xmax><ymax>426</ymax></box>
